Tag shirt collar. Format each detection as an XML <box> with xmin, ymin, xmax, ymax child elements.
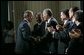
<box><xmin>38</xmin><ymin>22</ymin><xmax>42</xmax><ymax>25</ymax></box>
<box><xmin>24</xmin><ymin>18</ymin><xmax>29</xmax><ymax>23</ymax></box>
<box><xmin>47</xmin><ymin>17</ymin><xmax>52</xmax><ymax>23</ymax></box>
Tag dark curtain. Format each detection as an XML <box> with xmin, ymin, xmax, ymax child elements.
<box><xmin>0</xmin><ymin>1</ymin><xmax>8</xmax><ymax>53</ymax></box>
<box><xmin>80</xmin><ymin>1</ymin><xmax>83</xmax><ymax>10</ymax></box>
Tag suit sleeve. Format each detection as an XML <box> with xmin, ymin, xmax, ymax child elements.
<box><xmin>58</xmin><ymin>30</ymin><xmax>70</xmax><ymax>44</ymax></box>
<box><xmin>20</xmin><ymin>23</ymin><xmax>31</xmax><ymax>41</ymax></box>
<box><xmin>47</xmin><ymin>20</ymin><xmax>58</xmax><ymax>30</ymax></box>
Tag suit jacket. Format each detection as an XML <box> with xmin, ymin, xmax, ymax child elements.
<box><xmin>67</xmin><ymin>22</ymin><xmax>83</xmax><ymax>54</ymax></box>
<box><xmin>68</xmin><ymin>21</ymin><xmax>77</xmax><ymax>32</ymax></box>
<box><xmin>15</xmin><ymin>20</ymin><xmax>32</xmax><ymax>54</ymax></box>
<box><xmin>55</xmin><ymin>30</ymin><xmax>69</xmax><ymax>54</ymax></box>
<box><xmin>40</xmin><ymin>17</ymin><xmax>58</xmax><ymax>54</ymax></box>
<box><xmin>47</xmin><ymin>17</ymin><xmax>58</xmax><ymax>30</ymax></box>
<box><xmin>67</xmin><ymin>38</ymin><xmax>83</xmax><ymax>54</ymax></box>
<box><xmin>32</xmin><ymin>22</ymin><xmax>45</xmax><ymax>38</ymax></box>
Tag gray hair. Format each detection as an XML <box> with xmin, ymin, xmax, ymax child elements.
<box><xmin>23</xmin><ymin>10</ymin><xmax>33</xmax><ymax>18</ymax></box>
<box><xmin>43</xmin><ymin>8</ymin><xmax>53</xmax><ymax>17</ymax></box>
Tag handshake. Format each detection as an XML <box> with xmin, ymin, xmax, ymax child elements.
<box><xmin>47</xmin><ymin>26</ymin><xmax>55</xmax><ymax>32</ymax></box>
<box><xmin>31</xmin><ymin>36</ymin><xmax>42</xmax><ymax>46</ymax></box>
<box><xmin>32</xmin><ymin>36</ymin><xmax>41</xmax><ymax>42</ymax></box>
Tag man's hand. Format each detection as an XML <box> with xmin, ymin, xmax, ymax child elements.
<box><xmin>56</xmin><ymin>24</ymin><xmax>63</xmax><ymax>31</ymax></box>
<box><xmin>69</xmin><ymin>29</ymin><xmax>81</xmax><ymax>39</ymax></box>
<box><xmin>47</xmin><ymin>26</ymin><xmax>55</xmax><ymax>32</ymax></box>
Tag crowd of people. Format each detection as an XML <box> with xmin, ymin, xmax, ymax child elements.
<box><xmin>2</xmin><ymin>6</ymin><xmax>83</xmax><ymax>54</ymax></box>
<box><xmin>15</xmin><ymin>6</ymin><xmax>83</xmax><ymax>54</ymax></box>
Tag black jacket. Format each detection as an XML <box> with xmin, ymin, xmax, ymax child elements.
<box><xmin>40</xmin><ymin>18</ymin><xmax>58</xmax><ymax>54</ymax></box>
<box><xmin>67</xmin><ymin>22</ymin><xmax>83</xmax><ymax>54</ymax></box>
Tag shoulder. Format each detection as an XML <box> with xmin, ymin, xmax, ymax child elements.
<box><xmin>50</xmin><ymin>18</ymin><xmax>57</xmax><ymax>24</ymax></box>
<box><xmin>19</xmin><ymin>21</ymin><xmax>29</xmax><ymax>30</ymax></box>
<box><xmin>23</xmin><ymin>23</ymin><xmax>28</xmax><ymax>27</ymax></box>
<box><xmin>51</xmin><ymin>17</ymin><xmax>56</xmax><ymax>21</ymax></box>
<box><xmin>51</xmin><ymin>18</ymin><xmax>58</xmax><ymax>23</ymax></box>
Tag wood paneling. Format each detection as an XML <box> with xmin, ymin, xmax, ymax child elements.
<box><xmin>8</xmin><ymin>1</ymin><xmax>80</xmax><ymax>30</ymax></box>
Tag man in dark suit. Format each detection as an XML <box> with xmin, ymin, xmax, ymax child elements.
<box><xmin>32</xmin><ymin>12</ymin><xmax>44</xmax><ymax>39</ymax></box>
<box><xmin>31</xmin><ymin>12</ymin><xmax>45</xmax><ymax>54</ymax></box>
<box><xmin>15</xmin><ymin>10</ymin><xmax>33</xmax><ymax>54</ymax></box>
<box><xmin>67</xmin><ymin>10</ymin><xmax>83</xmax><ymax>54</ymax></box>
<box><xmin>40</xmin><ymin>8</ymin><xmax>58</xmax><ymax>54</ymax></box>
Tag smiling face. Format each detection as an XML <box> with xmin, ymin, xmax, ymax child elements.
<box><xmin>35</xmin><ymin>12</ymin><xmax>42</xmax><ymax>23</ymax></box>
<box><xmin>60</xmin><ymin>12</ymin><xmax>66</xmax><ymax>21</ymax></box>
<box><xmin>69</xmin><ymin>8</ymin><xmax>74</xmax><ymax>19</ymax></box>
<box><xmin>27</xmin><ymin>13</ymin><xmax>33</xmax><ymax>22</ymax></box>
<box><xmin>24</xmin><ymin>10</ymin><xmax>33</xmax><ymax>22</ymax></box>
<box><xmin>25</xmin><ymin>12</ymin><xmax>33</xmax><ymax>22</ymax></box>
<box><xmin>43</xmin><ymin>11</ymin><xmax>49</xmax><ymax>21</ymax></box>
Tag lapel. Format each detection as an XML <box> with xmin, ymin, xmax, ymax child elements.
<box><xmin>23</xmin><ymin>20</ymin><xmax>31</xmax><ymax>31</ymax></box>
<box><xmin>24</xmin><ymin>20</ymin><xmax>31</xmax><ymax>28</ymax></box>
